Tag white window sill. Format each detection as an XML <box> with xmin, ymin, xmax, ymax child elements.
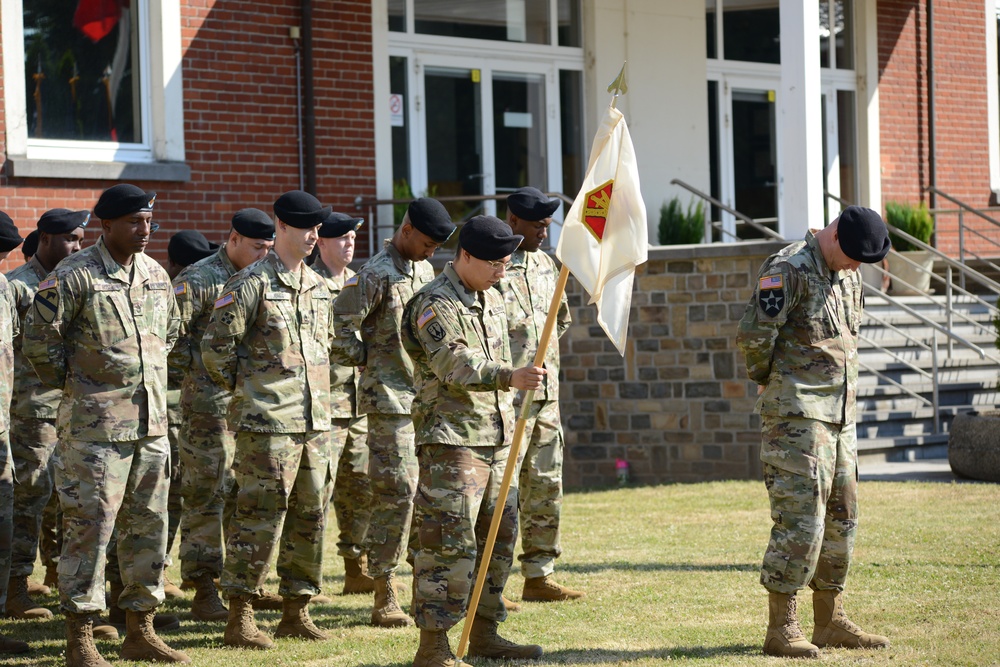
<box><xmin>5</xmin><ymin>156</ymin><xmax>190</xmax><ymax>182</ymax></box>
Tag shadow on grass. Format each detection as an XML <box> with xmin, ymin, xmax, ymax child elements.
<box><xmin>467</xmin><ymin>644</ymin><xmax>760</xmax><ymax>663</ymax></box>
<box><xmin>558</xmin><ymin>561</ymin><xmax>758</xmax><ymax>574</ymax></box>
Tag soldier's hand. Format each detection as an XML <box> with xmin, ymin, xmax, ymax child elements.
<box><xmin>511</xmin><ymin>365</ymin><xmax>546</xmax><ymax>391</ymax></box>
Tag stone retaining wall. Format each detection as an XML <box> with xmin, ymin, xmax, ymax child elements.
<box><xmin>558</xmin><ymin>241</ymin><xmax>786</xmax><ymax>487</ymax></box>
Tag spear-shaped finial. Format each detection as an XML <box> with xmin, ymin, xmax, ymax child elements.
<box><xmin>607</xmin><ymin>62</ymin><xmax>628</xmax><ymax>109</ymax></box>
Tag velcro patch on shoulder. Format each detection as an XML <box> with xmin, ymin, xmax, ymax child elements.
<box><xmin>174</xmin><ymin>282</ymin><xmax>187</xmax><ymax>296</ymax></box>
<box><xmin>214</xmin><ymin>292</ymin><xmax>235</xmax><ymax>309</ymax></box>
<box><xmin>759</xmin><ymin>274</ymin><xmax>783</xmax><ymax>290</ymax></box>
<box><xmin>417</xmin><ymin>306</ymin><xmax>437</xmax><ymax>329</ymax></box>
<box><xmin>38</xmin><ymin>277</ymin><xmax>58</xmax><ymax>291</ymax></box>
<box><xmin>344</xmin><ymin>275</ymin><xmax>359</xmax><ymax>287</ymax></box>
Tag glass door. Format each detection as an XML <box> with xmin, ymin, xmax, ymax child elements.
<box><xmin>492</xmin><ymin>71</ymin><xmax>548</xmax><ymax>215</ymax></box>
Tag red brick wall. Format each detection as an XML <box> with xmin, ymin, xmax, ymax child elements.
<box><xmin>0</xmin><ymin>0</ymin><xmax>375</xmax><ymax>273</ymax></box>
<box><xmin>878</xmin><ymin>0</ymin><xmax>996</xmax><ymax>257</ymax></box>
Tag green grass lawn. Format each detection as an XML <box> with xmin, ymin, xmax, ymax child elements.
<box><xmin>5</xmin><ymin>479</ymin><xmax>999</xmax><ymax>666</ymax></box>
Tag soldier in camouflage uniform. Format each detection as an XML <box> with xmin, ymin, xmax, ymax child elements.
<box><xmin>161</xmin><ymin>230</ymin><xmax>220</xmax><ymax>599</ymax></box>
<box><xmin>5</xmin><ymin>209</ymin><xmax>87</xmax><ymax>622</ymax></box>
<box><xmin>737</xmin><ymin>206</ymin><xmax>892</xmax><ymax>659</ymax></box>
<box><xmin>331</xmin><ymin>197</ymin><xmax>455</xmax><ymax>627</ymax></box>
<box><xmin>169</xmin><ymin>211</ymin><xmax>274</xmax><ymax>622</ymax></box>
<box><xmin>22</xmin><ymin>184</ymin><xmax>188</xmax><ymax>666</ymax></box>
<box><xmin>498</xmin><ymin>187</ymin><xmax>583</xmax><ymax>605</ymax></box>
<box><xmin>312</xmin><ymin>211</ymin><xmax>374</xmax><ymax>595</ymax></box>
<box><xmin>404</xmin><ymin>215</ymin><xmax>547</xmax><ymax>667</ymax></box>
<box><xmin>202</xmin><ymin>191</ymin><xmax>335</xmax><ymax>649</ymax></box>
<box><xmin>0</xmin><ymin>213</ymin><xmax>29</xmax><ymax>655</ymax></box>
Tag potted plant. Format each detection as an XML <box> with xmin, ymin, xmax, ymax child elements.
<box><xmin>658</xmin><ymin>196</ymin><xmax>705</xmax><ymax>245</ymax></box>
<box><xmin>884</xmin><ymin>201</ymin><xmax>935</xmax><ymax>295</ymax></box>
<box><xmin>947</xmin><ymin>312</ymin><xmax>1000</xmax><ymax>482</ymax></box>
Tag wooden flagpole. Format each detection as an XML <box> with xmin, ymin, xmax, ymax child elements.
<box><xmin>455</xmin><ymin>62</ymin><xmax>628</xmax><ymax>662</ymax></box>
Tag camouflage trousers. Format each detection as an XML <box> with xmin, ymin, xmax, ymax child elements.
<box><xmin>759</xmin><ymin>414</ymin><xmax>858</xmax><ymax>595</ymax></box>
<box><xmin>413</xmin><ymin>443</ymin><xmax>518</xmax><ymax>631</ymax></box>
<box><xmin>39</xmin><ymin>488</ymin><xmax>62</xmax><ymax>569</ymax></box>
<box><xmin>328</xmin><ymin>415</ymin><xmax>371</xmax><ymax>560</ymax></box>
<box><xmin>515</xmin><ymin>399</ymin><xmax>564</xmax><ymax>579</ymax></box>
<box><xmin>365</xmin><ymin>414</ymin><xmax>418</xmax><ymax>577</ymax></box>
<box><xmin>221</xmin><ymin>430</ymin><xmax>332</xmax><ymax>599</ymax></box>
<box><xmin>54</xmin><ymin>436</ymin><xmax>170</xmax><ymax>614</ymax></box>
<box><xmin>165</xmin><ymin>421</ymin><xmax>183</xmax><ymax>563</ymax></box>
<box><xmin>0</xmin><ymin>432</ymin><xmax>13</xmax><ymax>612</ymax></box>
<box><xmin>8</xmin><ymin>416</ymin><xmax>58</xmax><ymax>577</ymax></box>
<box><xmin>178</xmin><ymin>412</ymin><xmax>236</xmax><ymax>581</ymax></box>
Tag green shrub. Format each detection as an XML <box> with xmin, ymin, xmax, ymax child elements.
<box><xmin>884</xmin><ymin>201</ymin><xmax>934</xmax><ymax>252</ymax></box>
<box><xmin>658</xmin><ymin>196</ymin><xmax>705</xmax><ymax>245</ymax></box>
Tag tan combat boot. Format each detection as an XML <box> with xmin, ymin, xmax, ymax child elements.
<box><xmin>343</xmin><ymin>555</ymin><xmax>375</xmax><ymax>594</ymax></box>
<box><xmin>251</xmin><ymin>589</ymin><xmax>284</xmax><ymax>610</ymax></box>
<box><xmin>274</xmin><ymin>595</ymin><xmax>328</xmax><ymax>640</ymax></box>
<box><xmin>224</xmin><ymin>595</ymin><xmax>273</xmax><ymax>650</ymax></box>
<box><xmin>812</xmin><ymin>590</ymin><xmax>890</xmax><ymax>649</ymax></box>
<box><xmin>191</xmin><ymin>573</ymin><xmax>229</xmax><ymax>622</ymax></box>
<box><xmin>412</xmin><ymin>628</ymin><xmax>458</xmax><ymax>667</ymax></box>
<box><xmin>372</xmin><ymin>572</ymin><xmax>414</xmax><ymax>627</ymax></box>
<box><xmin>92</xmin><ymin>621</ymin><xmax>119</xmax><ymax>640</ymax></box>
<box><xmin>502</xmin><ymin>594</ymin><xmax>522</xmax><ymax>612</ymax></box>
<box><xmin>6</xmin><ymin>575</ymin><xmax>53</xmax><ymax>619</ymax></box>
<box><xmin>467</xmin><ymin>615</ymin><xmax>543</xmax><ymax>660</ymax></box>
<box><xmin>108</xmin><ymin>580</ymin><xmax>180</xmax><ymax>632</ymax></box>
<box><xmin>521</xmin><ymin>575</ymin><xmax>585</xmax><ymax>602</ymax></box>
<box><xmin>26</xmin><ymin>577</ymin><xmax>51</xmax><ymax>596</ymax></box>
<box><xmin>65</xmin><ymin>612</ymin><xmax>112</xmax><ymax>667</ymax></box>
<box><xmin>44</xmin><ymin>563</ymin><xmax>58</xmax><ymax>590</ymax></box>
<box><xmin>162</xmin><ymin>575</ymin><xmax>184</xmax><ymax>599</ymax></box>
<box><xmin>120</xmin><ymin>609</ymin><xmax>191</xmax><ymax>663</ymax></box>
<box><xmin>763</xmin><ymin>592</ymin><xmax>820</xmax><ymax>658</ymax></box>
<box><xmin>0</xmin><ymin>633</ymin><xmax>29</xmax><ymax>655</ymax></box>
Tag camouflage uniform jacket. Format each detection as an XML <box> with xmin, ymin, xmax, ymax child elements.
<box><xmin>6</xmin><ymin>256</ymin><xmax>60</xmax><ymax>419</ymax></box>
<box><xmin>22</xmin><ymin>236</ymin><xmax>180</xmax><ymax>441</ymax></box>
<box><xmin>403</xmin><ymin>263</ymin><xmax>515</xmax><ymax>448</ymax></box>
<box><xmin>736</xmin><ymin>231</ymin><xmax>862</xmax><ymax>425</ymax></box>
<box><xmin>0</xmin><ymin>274</ymin><xmax>18</xmax><ymax>433</ymax></box>
<box><xmin>201</xmin><ymin>251</ymin><xmax>333</xmax><ymax>433</ymax></box>
<box><xmin>169</xmin><ymin>246</ymin><xmax>239</xmax><ymax>417</ymax></box>
<box><xmin>495</xmin><ymin>248</ymin><xmax>570</xmax><ymax>405</ymax></box>
<box><xmin>331</xmin><ymin>240</ymin><xmax>434</xmax><ymax>415</ymax></box>
<box><xmin>312</xmin><ymin>256</ymin><xmax>360</xmax><ymax>419</ymax></box>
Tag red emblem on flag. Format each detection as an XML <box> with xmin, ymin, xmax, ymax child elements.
<box><xmin>583</xmin><ymin>179</ymin><xmax>614</xmax><ymax>241</ymax></box>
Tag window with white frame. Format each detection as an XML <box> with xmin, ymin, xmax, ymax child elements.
<box><xmin>2</xmin><ymin>0</ymin><xmax>188</xmax><ymax>180</ymax></box>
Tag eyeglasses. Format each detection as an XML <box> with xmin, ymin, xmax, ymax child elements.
<box><xmin>484</xmin><ymin>258</ymin><xmax>512</xmax><ymax>272</ymax></box>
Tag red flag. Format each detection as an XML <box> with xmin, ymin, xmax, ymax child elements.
<box><xmin>73</xmin><ymin>0</ymin><xmax>123</xmax><ymax>43</ymax></box>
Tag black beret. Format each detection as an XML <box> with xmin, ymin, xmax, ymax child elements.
<box><xmin>838</xmin><ymin>206</ymin><xmax>890</xmax><ymax>263</ymax></box>
<box><xmin>273</xmin><ymin>190</ymin><xmax>330</xmax><ymax>229</ymax></box>
<box><xmin>231</xmin><ymin>208</ymin><xmax>276</xmax><ymax>240</ymax></box>
<box><xmin>37</xmin><ymin>208</ymin><xmax>90</xmax><ymax>235</ymax></box>
<box><xmin>168</xmin><ymin>230</ymin><xmax>219</xmax><ymax>267</ymax></box>
<box><xmin>407</xmin><ymin>198</ymin><xmax>456</xmax><ymax>243</ymax></box>
<box><xmin>319</xmin><ymin>211</ymin><xmax>364</xmax><ymax>238</ymax></box>
<box><xmin>22</xmin><ymin>230</ymin><xmax>39</xmax><ymax>258</ymax></box>
<box><xmin>459</xmin><ymin>215</ymin><xmax>523</xmax><ymax>261</ymax></box>
<box><xmin>94</xmin><ymin>184</ymin><xmax>156</xmax><ymax>220</ymax></box>
<box><xmin>507</xmin><ymin>187</ymin><xmax>560</xmax><ymax>222</ymax></box>
<box><xmin>0</xmin><ymin>211</ymin><xmax>24</xmax><ymax>252</ymax></box>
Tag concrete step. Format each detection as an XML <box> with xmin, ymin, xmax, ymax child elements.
<box><xmin>856</xmin><ymin>434</ymin><xmax>950</xmax><ymax>464</ymax></box>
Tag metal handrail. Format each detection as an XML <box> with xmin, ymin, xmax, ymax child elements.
<box><xmin>925</xmin><ymin>186</ymin><xmax>1000</xmax><ymax>270</ymax></box>
<box><xmin>670</xmin><ymin>178</ymin><xmax>784</xmax><ymax>241</ymax></box>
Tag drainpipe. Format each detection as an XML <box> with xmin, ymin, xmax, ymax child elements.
<box><xmin>927</xmin><ymin>0</ymin><xmax>936</xmax><ymax>210</ymax></box>
<box><xmin>302</xmin><ymin>0</ymin><xmax>317</xmax><ymax>195</ymax></box>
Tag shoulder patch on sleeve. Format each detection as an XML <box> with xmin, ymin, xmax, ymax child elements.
<box><xmin>174</xmin><ymin>282</ymin><xmax>187</xmax><ymax>296</ymax></box>
<box><xmin>759</xmin><ymin>274</ymin><xmax>783</xmax><ymax>290</ymax></box>
<box><xmin>38</xmin><ymin>277</ymin><xmax>58</xmax><ymax>291</ymax></box>
<box><xmin>416</xmin><ymin>306</ymin><xmax>437</xmax><ymax>329</ymax></box>
<box><xmin>214</xmin><ymin>292</ymin><xmax>235</xmax><ymax>309</ymax></box>
<box><xmin>344</xmin><ymin>275</ymin><xmax>359</xmax><ymax>287</ymax></box>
